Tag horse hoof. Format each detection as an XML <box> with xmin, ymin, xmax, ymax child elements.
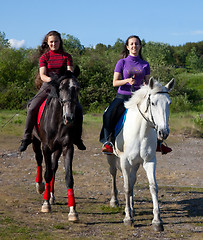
<box><xmin>68</xmin><ymin>213</ymin><xmax>79</xmax><ymax>222</ymax></box>
<box><xmin>41</xmin><ymin>201</ymin><xmax>51</xmax><ymax>213</ymax></box>
<box><xmin>50</xmin><ymin>196</ymin><xmax>55</xmax><ymax>205</ymax></box>
<box><xmin>123</xmin><ymin>219</ymin><xmax>134</xmax><ymax>226</ymax></box>
<box><xmin>152</xmin><ymin>223</ymin><xmax>164</xmax><ymax>232</ymax></box>
<box><xmin>36</xmin><ymin>182</ymin><xmax>45</xmax><ymax>194</ymax></box>
<box><xmin>110</xmin><ymin>200</ymin><xmax>119</xmax><ymax>208</ymax></box>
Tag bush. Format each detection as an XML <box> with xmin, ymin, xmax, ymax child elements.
<box><xmin>194</xmin><ymin>114</ymin><xmax>203</xmax><ymax>131</ymax></box>
<box><xmin>170</xmin><ymin>94</ymin><xmax>192</xmax><ymax>113</ymax></box>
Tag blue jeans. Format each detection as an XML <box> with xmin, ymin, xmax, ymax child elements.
<box><xmin>100</xmin><ymin>94</ymin><xmax>131</xmax><ymax>144</ymax></box>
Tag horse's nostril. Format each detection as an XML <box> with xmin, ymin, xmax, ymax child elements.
<box><xmin>158</xmin><ymin>129</ymin><xmax>169</xmax><ymax>140</ymax></box>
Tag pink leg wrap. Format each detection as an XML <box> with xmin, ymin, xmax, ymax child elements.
<box><xmin>68</xmin><ymin>188</ymin><xmax>76</xmax><ymax>207</ymax></box>
<box><xmin>36</xmin><ymin>166</ymin><xmax>42</xmax><ymax>183</ymax></box>
<box><xmin>44</xmin><ymin>183</ymin><xmax>50</xmax><ymax>201</ymax></box>
<box><xmin>50</xmin><ymin>175</ymin><xmax>55</xmax><ymax>194</ymax></box>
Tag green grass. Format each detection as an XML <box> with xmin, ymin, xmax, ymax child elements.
<box><xmin>182</xmin><ymin>72</ymin><xmax>203</xmax><ymax>92</ymax></box>
<box><xmin>169</xmin><ymin>111</ymin><xmax>203</xmax><ymax>137</ymax></box>
<box><xmin>0</xmin><ymin>110</ymin><xmax>202</xmax><ymax>138</ymax></box>
<box><xmin>0</xmin><ymin>216</ymin><xmax>54</xmax><ymax>240</ymax></box>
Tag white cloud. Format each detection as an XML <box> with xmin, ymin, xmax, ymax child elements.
<box><xmin>172</xmin><ymin>30</ymin><xmax>203</xmax><ymax>36</ymax></box>
<box><xmin>191</xmin><ymin>30</ymin><xmax>203</xmax><ymax>35</ymax></box>
<box><xmin>8</xmin><ymin>39</ymin><xmax>25</xmax><ymax>49</ymax></box>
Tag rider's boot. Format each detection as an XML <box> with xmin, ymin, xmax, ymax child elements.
<box><xmin>156</xmin><ymin>141</ymin><xmax>172</xmax><ymax>154</ymax></box>
<box><xmin>19</xmin><ymin>138</ymin><xmax>32</xmax><ymax>152</ymax></box>
<box><xmin>102</xmin><ymin>141</ymin><xmax>113</xmax><ymax>155</ymax></box>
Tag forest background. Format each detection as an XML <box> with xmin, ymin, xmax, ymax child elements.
<box><xmin>0</xmin><ymin>31</ymin><xmax>202</xmax><ymax>133</ymax></box>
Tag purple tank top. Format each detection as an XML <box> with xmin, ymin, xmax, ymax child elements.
<box><xmin>114</xmin><ymin>55</ymin><xmax>150</xmax><ymax>95</ymax></box>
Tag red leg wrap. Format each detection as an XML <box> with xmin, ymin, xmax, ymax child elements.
<box><xmin>50</xmin><ymin>175</ymin><xmax>55</xmax><ymax>194</ymax></box>
<box><xmin>44</xmin><ymin>183</ymin><xmax>50</xmax><ymax>201</ymax></box>
<box><xmin>36</xmin><ymin>166</ymin><xmax>42</xmax><ymax>183</ymax></box>
<box><xmin>67</xmin><ymin>188</ymin><xmax>76</xmax><ymax>207</ymax></box>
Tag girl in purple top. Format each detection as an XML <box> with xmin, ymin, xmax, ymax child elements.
<box><xmin>100</xmin><ymin>35</ymin><xmax>172</xmax><ymax>154</ymax></box>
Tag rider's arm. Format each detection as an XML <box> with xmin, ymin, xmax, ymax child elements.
<box><xmin>113</xmin><ymin>72</ymin><xmax>135</xmax><ymax>87</ymax></box>
<box><xmin>39</xmin><ymin>66</ymin><xmax>52</xmax><ymax>83</ymax></box>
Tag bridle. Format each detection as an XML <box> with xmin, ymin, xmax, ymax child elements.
<box><xmin>137</xmin><ymin>91</ymin><xmax>169</xmax><ymax>130</ymax></box>
<box><xmin>58</xmin><ymin>80</ymin><xmax>79</xmax><ymax>107</ymax></box>
<box><xmin>59</xmin><ymin>97</ymin><xmax>78</xmax><ymax>106</ymax></box>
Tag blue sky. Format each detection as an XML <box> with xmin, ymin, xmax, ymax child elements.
<box><xmin>1</xmin><ymin>0</ymin><xmax>203</xmax><ymax>49</ymax></box>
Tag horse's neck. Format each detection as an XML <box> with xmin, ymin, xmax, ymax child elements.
<box><xmin>44</xmin><ymin>98</ymin><xmax>62</xmax><ymax>124</ymax></box>
<box><xmin>125</xmin><ymin>101</ymin><xmax>154</xmax><ymax>137</ymax></box>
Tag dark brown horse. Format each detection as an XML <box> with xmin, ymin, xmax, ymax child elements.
<box><xmin>32</xmin><ymin>66</ymin><xmax>81</xmax><ymax>221</ymax></box>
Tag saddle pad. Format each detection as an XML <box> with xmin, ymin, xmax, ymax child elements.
<box><xmin>37</xmin><ymin>99</ymin><xmax>47</xmax><ymax>126</ymax></box>
<box><xmin>114</xmin><ymin>109</ymin><xmax>128</xmax><ymax>137</ymax></box>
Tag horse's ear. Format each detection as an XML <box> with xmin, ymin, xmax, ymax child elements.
<box><xmin>149</xmin><ymin>77</ymin><xmax>154</xmax><ymax>89</ymax></box>
<box><xmin>165</xmin><ymin>78</ymin><xmax>175</xmax><ymax>92</ymax></box>
<box><xmin>74</xmin><ymin>65</ymin><xmax>80</xmax><ymax>78</ymax></box>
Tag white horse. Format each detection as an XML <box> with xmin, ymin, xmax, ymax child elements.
<box><xmin>107</xmin><ymin>77</ymin><xmax>175</xmax><ymax>231</ymax></box>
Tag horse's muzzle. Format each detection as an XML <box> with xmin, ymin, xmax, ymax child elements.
<box><xmin>63</xmin><ymin>114</ymin><xmax>74</xmax><ymax>125</ymax></box>
<box><xmin>158</xmin><ymin>128</ymin><xmax>169</xmax><ymax>140</ymax></box>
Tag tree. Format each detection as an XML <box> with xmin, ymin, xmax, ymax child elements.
<box><xmin>0</xmin><ymin>31</ymin><xmax>10</xmax><ymax>49</ymax></box>
<box><xmin>186</xmin><ymin>47</ymin><xmax>203</xmax><ymax>72</ymax></box>
<box><xmin>142</xmin><ymin>42</ymin><xmax>174</xmax><ymax>82</ymax></box>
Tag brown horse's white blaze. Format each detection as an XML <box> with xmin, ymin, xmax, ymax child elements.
<box><xmin>61</xmin><ymin>79</ymin><xmax>78</xmax><ymax>126</ymax></box>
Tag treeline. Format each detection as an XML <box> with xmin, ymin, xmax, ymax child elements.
<box><xmin>0</xmin><ymin>31</ymin><xmax>203</xmax><ymax>112</ymax></box>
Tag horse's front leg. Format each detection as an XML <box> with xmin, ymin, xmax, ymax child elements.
<box><xmin>107</xmin><ymin>155</ymin><xmax>119</xmax><ymax>207</ymax></box>
<box><xmin>143</xmin><ymin>159</ymin><xmax>164</xmax><ymax>232</ymax></box>
<box><xmin>32</xmin><ymin>137</ymin><xmax>45</xmax><ymax>194</ymax></box>
<box><xmin>41</xmin><ymin>146</ymin><xmax>53</xmax><ymax>213</ymax></box>
<box><xmin>63</xmin><ymin>145</ymin><xmax>79</xmax><ymax>222</ymax></box>
<box><xmin>129</xmin><ymin>164</ymin><xmax>140</xmax><ymax>218</ymax></box>
<box><xmin>50</xmin><ymin>148</ymin><xmax>62</xmax><ymax>205</ymax></box>
<box><xmin>121</xmin><ymin>158</ymin><xmax>133</xmax><ymax>225</ymax></box>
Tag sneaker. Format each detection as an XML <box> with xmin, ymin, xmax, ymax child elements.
<box><xmin>156</xmin><ymin>143</ymin><xmax>172</xmax><ymax>155</ymax></box>
<box><xmin>102</xmin><ymin>142</ymin><xmax>113</xmax><ymax>155</ymax></box>
<box><xmin>19</xmin><ymin>139</ymin><xmax>32</xmax><ymax>152</ymax></box>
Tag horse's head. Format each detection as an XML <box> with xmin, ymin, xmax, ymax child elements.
<box><xmin>125</xmin><ymin>77</ymin><xmax>175</xmax><ymax>140</ymax></box>
<box><xmin>58</xmin><ymin>66</ymin><xmax>80</xmax><ymax>125</ymax></box>
<box><xmin>148</xmin><ymin>77</ymin><xmax>175</xmax><ymax>140</ymax></box>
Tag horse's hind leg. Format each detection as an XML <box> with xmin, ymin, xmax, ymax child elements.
<box><xmin>63</xmin><ymin>145</ymin><xmax>79</xmax><ymax>222</ymax></box>
<box><xmin>50</xmin><ymin>148</ymin><xmax>62</xmax><ymax>205</ymax></box>
<box><xmin>107</xmin><ymin>155</ymin><xmax>119</xmax><ymax>207</ymax></box>
<box><xmin>32</xmin><ymin>137</ymin><xmax>45</xmax><ymax>194</ymax></box>
<box><xmin>143</xmin><ymin>159</ymin><xmax>164</xmax><ymax>232</ymax></box>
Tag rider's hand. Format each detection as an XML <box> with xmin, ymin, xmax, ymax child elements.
<box><xmin>48</xmin><ymin>78</ymin><xmax>59</xmax><ymax>88</ymax></box>
<box><xmin>128</xmin><ymin>76</ymin><xmax>135</xmax><ymax>85</ymax></box>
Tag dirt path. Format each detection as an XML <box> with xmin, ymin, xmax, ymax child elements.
<box><xmin>0</xmin><ymin>133</ymin><xmax>202</xmax><ymax>239</ymax></box>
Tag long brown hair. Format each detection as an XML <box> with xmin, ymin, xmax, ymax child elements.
<box><xmin>35</xmin><ymin>31</ymin><xmax>64</xmax><ymax>89</ymax></box>
<box><xmin>121</xmin><ymin>35</ymin><xmax>144</xmax><ymax>59</ymax></box>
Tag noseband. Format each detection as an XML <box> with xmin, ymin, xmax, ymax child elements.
<box><xmin>137</xmin><ymin>91</ymin><xmax>169</xmax><ymax>129</ymax></box>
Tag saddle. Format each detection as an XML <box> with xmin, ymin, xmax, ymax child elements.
<box><xmin>37</xmin><ymin>87</ymin><xmax>58</xmax><ymax>129</ymax></box>
<box><xmin>114</xmin><ymin>109</ymin><xmax>128</xmax><ymax>137</ymax></box>
<box><xmin>99</xmin><ymin>107</ymin><xmax>128</xmax><ymax>144</ymax></box>
<box><xmin>37</xmin><ymin>99</ymin><xmax>47</xmax><ymax>129</ymax></box>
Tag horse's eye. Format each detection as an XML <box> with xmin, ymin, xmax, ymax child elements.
<box><xmin>151</xmin><ymin>102</ymin><xmax>155</xmax><ymax>106</ymax></box>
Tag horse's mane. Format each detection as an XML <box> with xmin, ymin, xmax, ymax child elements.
<box><xmin>125</xmin><ymin>80</ymin><xmax>164</xmax><ymax>109</ymax></box>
